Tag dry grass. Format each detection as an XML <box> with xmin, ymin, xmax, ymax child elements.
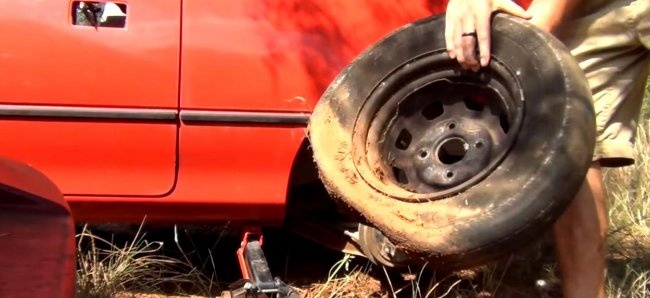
<box><xmin>603</xmin><ymin>132</ymin><xmax>650</xmax><ymax>296</ymax></box>
<box><xmin>599</xmin><ymin>78</ymin><xmax>650</xmax><ymax>298</ymax></box>
<box><xmin>75</xmin><ymin>223</ymin><xmax>218</xmax><ymax>298</ymax></box>
<box><xmin>299</xmin><ymin>255</ymin><xmax>385</xmax><ymax>298</ymax></box>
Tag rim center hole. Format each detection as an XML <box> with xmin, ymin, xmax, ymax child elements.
<box><xmin>437</xmin><ymin>138</ymin><xmax>468</xmax><ymax>165</ymax></box>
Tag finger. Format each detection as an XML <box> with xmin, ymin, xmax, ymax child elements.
<box><xmin>453</xmin><ymin>19</ymin><xmax>465</xmax><ymax>66</ymax></box>
<box><xmin>461</xmin><ymin>17</ymin><xmax>479</xmax><ymax>71</ymax></box>
<box><xmin>475</xmin><ymin>8</ymin><xmax>492</xmax><ymax>66</ymax></box>
<box><xmin>495</xmin><ymin>0</ymin><xmax>532</xmax><ymax>19</ymax></box>
<box><xmin>445</xmin><ymin>12</ymin><xmax>456</xmax><ymax>59</ymax></box>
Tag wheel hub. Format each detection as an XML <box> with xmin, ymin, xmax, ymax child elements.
<box><xmin>411</xmin><ymin>121</ymin><xmax>492</xmax><ymax>189</ymax></box>
<box><xmin>353</xmin><ymin>54</ymin><xmax>523</xmax><ymax>201</ymax></box>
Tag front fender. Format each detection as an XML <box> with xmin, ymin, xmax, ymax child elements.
<box><xmin>0</xmin><ymin>158</ymin><xmax>75</xmax><ymax>298</ymax></box>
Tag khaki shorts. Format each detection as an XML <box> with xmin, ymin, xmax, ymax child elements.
<box><xmin>554</xmin><ymin>0</ymin><xmax>650</xmax><ymax>167</ymax></box>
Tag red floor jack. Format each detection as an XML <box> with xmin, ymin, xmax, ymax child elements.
<box><xmin>222</xmin><ymin>231</ymin><xmax>300</xmax><ymax>298</ymax></box>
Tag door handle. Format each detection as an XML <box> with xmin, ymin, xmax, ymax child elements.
<box><xmin>72</xmin><ymin>1</ymin><xmax>127</xmax><ymax>28</ymax></box>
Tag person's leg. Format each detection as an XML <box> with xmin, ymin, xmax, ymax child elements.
<box><xmin>550</xmin><ymin>1</ymin><xmax>650</xmax><ymax>296</ymax></box>
<box><xmin>552</xmin><ymin>163</ymin><xmax>607</xmax><ymax>298</ymax></box>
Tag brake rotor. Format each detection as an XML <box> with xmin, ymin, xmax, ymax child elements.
<box><xmin>357</xmin><ymin>224</ymin><xmax>412</xmax><ymax>267</ymax></box>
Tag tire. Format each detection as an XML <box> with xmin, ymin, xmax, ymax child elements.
<box><xmin>308</xmin><ymin>13</ymin><xmax>595</xmax><ymax>269</ymax></box>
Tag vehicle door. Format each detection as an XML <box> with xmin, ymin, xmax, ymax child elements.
<box><xmin>0</xmin><ymin>0</ymin><xmax>181</xmax><ymax>196</ymax></box>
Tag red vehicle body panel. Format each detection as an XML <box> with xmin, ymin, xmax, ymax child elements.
<box><xmin>0</xmin><ymin>120</ymin><xmax>177</xmax><ymax>195</ymax></box>
<box><xmin>0</xmin><ymin>0</ymin><xmax>531</xmax><ymax>225</ymax></box>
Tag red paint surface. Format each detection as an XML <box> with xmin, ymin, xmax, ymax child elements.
<box><xmin>181</xmin><ymin>0</ymin><xmax>433</xmax><ymax>112</ymax></box>
<box><xmin>0</xmin><ymin>0</ymin><xmax>181</xmax><ymax>108</ymax></box>
<box><xmin>68</xmin><ymin>124</ymin><xmax>304</xmax><ymax>223</ymax></box>
<box><xmin>0</xmin><ymin>120</ymin><xmax>177</xmax><ymax>196</ymax></box>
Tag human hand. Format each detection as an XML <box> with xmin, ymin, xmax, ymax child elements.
<box><xmin>445</xmin><ymin>0</ymin><xmax>531</xmax><ymax>71</ymax></box>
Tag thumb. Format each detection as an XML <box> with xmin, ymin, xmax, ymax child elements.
<box><xmin>495</xmin><ymin>0</ymin><xmax>532</xmax><ymax>19</ymax></box>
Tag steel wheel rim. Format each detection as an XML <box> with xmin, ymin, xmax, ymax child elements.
<box><xmin>352</xmin><ymin>51</ymin><xmax>524</xmax><ymax>202</ymax></box>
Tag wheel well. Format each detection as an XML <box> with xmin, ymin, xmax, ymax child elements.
<box><xmin>284</xmin><ymin>138</ymin><xmax>365</xmax><ymax>225</ymax></box>
<box><xmin>287</xmin><ymin>138</ymin><xmax>320</xmax><ymax>189</ymax></box>
<box><xmin>284</xmin><ymin>138</ymin><xmax>344</xmax><ymax>219</ymax></box>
